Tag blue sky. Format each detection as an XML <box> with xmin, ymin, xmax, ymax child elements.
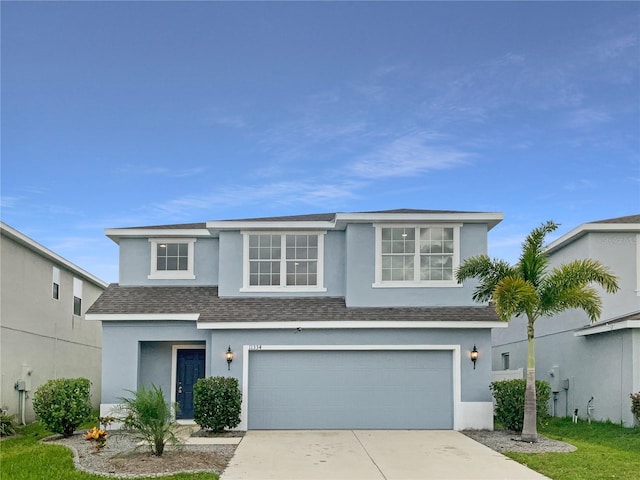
<box><xmin>2</xmin><ymin>1</ymin><xmax>638</xmax><ymax>283</ymax></box>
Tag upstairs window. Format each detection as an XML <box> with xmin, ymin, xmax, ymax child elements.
<box><xmin>73</xmin><ymin>278</ymin><xmax>83</xmax><ymax>316</ymax></box>
<box><xmin>52</xmin><ymin>267</ymin><xmax>60</xmax><ymax>300</ymax></box>
<box><xmin>148</xmin><ymin>238</ymin><xmax>196</xmax><ymax>279</ymax></box>
<box><xmin>374</xmin><ymin>224</ymin><xmax>461</xmax><ymax>287</ymax></box>
<box><xmin>242</xmin><ymin>232</ymin><xmax>325</xmax><ymax>291</ymax></box>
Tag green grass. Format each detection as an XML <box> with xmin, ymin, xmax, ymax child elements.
<box><xmin>506</xmin><ymin>417</ymin><xmax>640</xmax><ymax>480</ymax></box>
<box><xmin>0</xmin><ymin>422</ymin><xmax>218</xmax><ymax>480</ymax></box>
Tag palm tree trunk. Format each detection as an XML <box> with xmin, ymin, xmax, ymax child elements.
<box><xmin>521</xmin><ymin>316</ymin><xmax>538</xmax><ymax>442</ymax></box>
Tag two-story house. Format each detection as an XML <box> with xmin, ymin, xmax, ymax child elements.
<box><xmin>492</xmin><ymin>214</ymin><xmax>640</xmax><ymax>427</ymax></box>
<box><xmin>87</xmin><ymin>209</ymin><xmax>505</xmax><ymax>430</ymax></box>
<box><xmin>0</xmin><ymin>222</ymin><xmax>107</xmax><ymax>423</ymax></box>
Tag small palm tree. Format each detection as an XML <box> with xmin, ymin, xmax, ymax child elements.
<box><xmin>119</xmin><ymin>384</ymin><xmax>181</xmax><ymax>456</ymax></box>
<box><xmin>456</xmin><ymin>220</ymin><xmax>618</xmax><ymax>442</ymax></box>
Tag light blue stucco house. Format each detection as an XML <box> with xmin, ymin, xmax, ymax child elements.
<box><xmin>492</xmin><ymin>214</ymin><xmax>640</xmax><ymax>427</ymax></box>
<box><xmin>87</xmin><ymin>209</ymin><xmax>507</xmax><ymax>430</ymax></box>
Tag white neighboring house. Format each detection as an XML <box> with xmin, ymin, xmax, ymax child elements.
<box><xmin>0</xmin><ymin>222</ymin><xmax>108</xmax><ymax>423</ymax></box>
<box><xmin>492</xmin><ymin>214</ymin><xmax>640</xmax><ymax>426</ymax></box>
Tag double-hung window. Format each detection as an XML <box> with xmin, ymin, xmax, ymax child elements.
<box><xmin>374</xmin><ymin>224</ymin><xmax>461</xmax><ymax>287</ymax></box>
<box><xmin>242</xmin><ymin>232</ymin><xmax>325</xmax><ymax>291</ymax></box>
<box><xmin>148</xmin><ymin>238</ymin><xmax>196</xmax><ymax>279</ymax></box>
<box><xmin>73</xmin><ymin>278</ymin><xmax>83</xmax><ymax>316</ymax></box>
<box><xmin>52</xmin><ymin>267</ymin><xmax>60</xmax><ymax>300</ymax></box>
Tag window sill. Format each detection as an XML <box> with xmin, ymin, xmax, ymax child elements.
<box><xmin>240</xmin><ymin>286</ymin><xmax>327</xmax><ymax>293</ymax></box>
<box><xmin>372</xmin><ymin>281</ymin><xmax>461</xmax><ymax>288</ymax></box>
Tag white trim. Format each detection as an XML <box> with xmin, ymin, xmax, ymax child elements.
<box><xmin>105</xmin><ymin>228</ymin><xmax>210</xmax><ymax>244</ymax></box>
<box><xmin>241</xmin><ymin>231</ymin><xmax>326</xmax><ymax>292</ymax></box>
<box><xmin>574</xmin><ymin>320</ymin><xmax>640</xmax><ymax>336</ymax></box>
<box><xmin>546</xmin><ymin>222</ymin><xmax>640</xmax><ymax>254</ymax></box>
<box><xmin>373</xmin><ymin>224</ymin><xmax>462</xmax><ymax>287</ymax></box>
<box><xmin>85</xmin><ymin>313</ymin><xmax>200</xmax><ymax>321</ymax></box>
<box><xmin>0</xmin><ymin>222</ymin><xmax>108</xmax><ymax>289</ymax></box>
<box><xmin>197</xmin><ymin>320</ymin><xmax>507</xmax><ymax>330</ymax></box>
<box><xmin>636</xmin><ymin>234</ymin><xmax>640</xmax><ymax>295</ymax></box>
<box><xmin>170</xmin><ymin>345</ymin><xmax>206</xmax><ymax>417</ymax></box>
<box><xmin>240</xmin><ymin>344</ymin><xmax>462</xmax><ymax>430</ymax></box>
<box><xmin>148</xmin><ymin>238</ymin><xmax>196</xmax><ymax>280</ymax></box>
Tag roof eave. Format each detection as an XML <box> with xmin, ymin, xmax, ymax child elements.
<box><xmin>105</xmin><ymin>228</ymin><xmax>212</xmax><ymax>244</ymax></box>
<box><xmin>546</xmin><ymin>222</ymin><xmax>640</xmax><ymax>255</ymax></box>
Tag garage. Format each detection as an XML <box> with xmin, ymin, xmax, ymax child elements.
<box><xmin>247</xmin><ymin>348</ymin><xmax>454</xmax><ymax>430</ymax></box>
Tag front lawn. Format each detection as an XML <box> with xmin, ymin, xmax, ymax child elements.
<box><xmin>0</xmin><ymin>423</ymin><xmax>218</xmax><ymax>480</ymax></box>
<box><xmin>507</xmin><ymin>418</ymin><xmax>640</xmax><ymax>480</ymax></box>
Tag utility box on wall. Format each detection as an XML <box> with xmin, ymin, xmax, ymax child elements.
<box><xmin>548</xmin><ymin>365</ymin><xmax>561</xmax><ymax>393</ymax></box>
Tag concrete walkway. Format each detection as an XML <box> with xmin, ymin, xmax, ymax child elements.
<box><xmin>221</xmin><ymin>430</ymin><xmax>550</xmax><ymax>480</ymax></box>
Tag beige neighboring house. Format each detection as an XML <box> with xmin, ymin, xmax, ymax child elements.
<box><xmin>0</xmin><ymin>222</ymin><xmax>107</xmax><ymax>424</ymax></box>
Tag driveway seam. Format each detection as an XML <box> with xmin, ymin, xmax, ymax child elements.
<box><xmin>351</xmin><ymin>430</ymin><xmax>387</xmax><ymax>480</ymax></box>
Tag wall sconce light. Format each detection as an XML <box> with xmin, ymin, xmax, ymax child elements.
<box><xmin>470</xmin><ymin>344</ymin><xmax>479</xmax><ymax>369</ymax></box>
<box><xmin>226</xmin><ymin>345</ymin><xmax>234</xmax><ymax>371</ymax></box>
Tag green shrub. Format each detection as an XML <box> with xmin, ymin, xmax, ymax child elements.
<box><xmin>490</xmin><ymin>379</ymin><xmax>551</xmax><ymax>432</ymax></box>
<box><xmin>119</xmin><ymin>384</ymin><xmax>180</xmax><ymax>456</ymax></box>
<box><xmin>194</xmin><ymin>376</ymin><xmax>242</xmax><ymax>432</ymax></box>
<box><xmin>631</xmin><ymin>392</ymin><xmax>640</xmax><ymax>423</ymax></box>
<box><xmin>32</xmin><ymin>378</ymin><xmax>92</xmax><ymax>437</ymax></box>
<box><xmin>0</xmin><ymin>411</ymin><xmax>17</xmax><ymax>436</ymax></box>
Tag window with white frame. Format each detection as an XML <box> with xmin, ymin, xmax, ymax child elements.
<box><xmin>374</xmin><ymin>224</ymin><xmax>461</xmax><ymax>287</ymax></box>
<box><xmin>52</xmin><ymin>267</ymin><xmax>60</xmax><ymax>300</ymax></box>
<box><xmin>242</xmin><ymin>232</ymin><xmax>325</xmax><ymax>291</ymax></box>
<box><xmin>73</xmin><ymin>277</ymin><xmax>83</xmax><ymax>316</ymax></box>
<box><xmin>148</xmin><ymin>238</ymin><xmax>196</xmax><ymax>279</ymax></box>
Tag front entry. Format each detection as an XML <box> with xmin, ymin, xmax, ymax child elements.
<box><xmin>176</xmin><ymin>348</ymin><xmax>205</xmax><ymax>419</ymax></box>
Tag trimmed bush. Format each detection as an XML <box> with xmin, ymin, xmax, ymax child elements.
<box><xmin>32</xmin><ymin>377</ymin><xmax>92</xmax><ymax>437</ymax></box>
<box><xmin>631</xmin><ymin>392</ymin><xmax>640</xmax><ymax>423</ymax></box>
<box><xmin>490</xmin><ymin>379</ymin><xmax>551</xmax><ymax>432</ymax></box>
<box><xmin>119</xmin><ymin>384</ymin><xmax>179</xmax><ymax>456</ymax></box>
<box><xmin>194</xmin><ymin>376</ymin><xmax>242</xmax><ymax>432</ymax></box>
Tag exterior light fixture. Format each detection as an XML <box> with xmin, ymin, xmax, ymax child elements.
<box><xmin>226</xmin><ymin>345</ymin><xmax>234</xmax><ymax>370</ymax></box>
<box><xmin>470</xmin><ymin>345</ymin><xmax>479</xmax><ymax>369</ymax></box>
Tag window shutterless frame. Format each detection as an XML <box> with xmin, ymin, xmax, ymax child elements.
<box><xmin>148</xmin><ymin>238</ymin><xmax>196</xmax><ymax>279</ymax></box>
<box><xmin>373</xmin><ymin>223</ymin><xmax>462</xmax><ymax>288</ymax></box>
<box><xmin>241</xmin><ymin>231</ymin><xmax>326</xmax><ymax>292</ymax></box>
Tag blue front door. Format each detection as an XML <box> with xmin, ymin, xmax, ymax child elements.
<box><xmin>176</xmin><ymin>349</ymin><xmax>205</xmax><ymax>419</ymax></box>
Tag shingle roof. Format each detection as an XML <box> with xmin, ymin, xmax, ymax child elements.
<box><xmin>87</xmin><ymin>284</ymin><xmax>501</xmax><ymax>324</ymax></box>
<box><xmin>590</xmin><ymin>214</ymin><xmax>640</xmax><ymax>224</ymax></box>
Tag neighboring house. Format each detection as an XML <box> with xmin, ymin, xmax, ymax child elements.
<box><xmin>492</xmin><ymin>214</ymin><xmax>640</xmax><ymax>427</ymax></box>
<box><xmin>0</xmin><ymin>222</ymin><xmax>108</xmax><ymax>423</ymax></box>
<box><xmin>87</xmin><ymin>209</ymin><xmax>506</xmax><ymax>430</ymax></box>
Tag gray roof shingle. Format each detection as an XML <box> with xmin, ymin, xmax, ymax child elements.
<box><xmin>87</xmin><ymin>284</ymin><xmax>501</xmax><ymax>324</ymax></box>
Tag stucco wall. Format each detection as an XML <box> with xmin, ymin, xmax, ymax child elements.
<box><xmin>491</xmin><ymin>230</ymin><xmax>640</xmax><ymax>426</ymax></box>
<box><xmin>0</xmin><ymin>233</ymin><xmax>104</xmax><ymax>422</ymax></box>
<box><xmin>118</xmin><ymin>237</ymin><xmax>219</xmax><ymax>286</ymax></box>
<box><xmin>344</xmin><ymin>223</ymin><xmax>488</xmax><ymax>307</ymax></box>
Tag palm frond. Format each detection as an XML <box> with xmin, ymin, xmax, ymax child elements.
<box><xmin>492</xmin><ymin>276</ymin><xmax>539</xmax><ymax>321</ymax></box>
<box><xmin>456</xmin><ymin>255</ymin><xmax>517</xmax><ymax>303</ymax></box>
<box><xmin>518</xmin><ymin>220</ymin><xmax>558</xmax><ymax>285</ymax></box>
<box><xmin>542</xmin><ymin>286</ymin><xmax>603</xmax><ymax>322</ymax></box>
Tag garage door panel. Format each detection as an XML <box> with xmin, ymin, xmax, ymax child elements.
<box><xmin>248</xmin><ymin>350</ymin><xmax>453</xmax><ymax>430</ymax></box>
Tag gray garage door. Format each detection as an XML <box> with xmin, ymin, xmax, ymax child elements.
<box><xmin>248</xmin><ymin>349</ymin><xmax>453</xmax><ymax>429</ymax></box>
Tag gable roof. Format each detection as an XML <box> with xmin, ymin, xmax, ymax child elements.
<box><xmin>546</xmin><ymin>213</ymin><xmax>640</xmax><ymax>254</ymax></box>
<box><xmin>86</xmin><ymin>284</ymin><xmax>502</xmax><ymax>328</ymax></box>
<box><xmin>0</xmin><ymin>222</ymin><xmax>108</xmax><ymax>289</ymax></box>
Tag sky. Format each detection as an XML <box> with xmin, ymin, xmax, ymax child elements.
<box><xmin>2</xmin><ymin>1</ymin><xmax>639</xmax><ymax>284</ymax></box>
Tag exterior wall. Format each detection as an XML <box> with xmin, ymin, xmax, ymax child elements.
<box><xmin>491</xmin><ymin>230</ymin><xmax>640</xmax><ymax>426</ymax></box>
<box><xmin>0</xmin><ymin>233</ymin><xmax>104</xmax><ymax>422</ymax></box>
<box><xmin>118</xmin><ymin>237</ymin><xmax>219</xmax><ymax>286</ymax></box>
<box><xmin>209</xmin><ymin>327</ymin><xmax>495</xmax><ymax>430</ymax></box>
<box><xmin>100</xmin><ymin>321</ymin><xmax>210</xmax><ymax>404</ymax></box>
<box><xmin>217</xmin><ymin>230</ymin><xmax>346</xmax><ymax>297</ymax></box>
<box><xmin>345</xmin><ymin>223</ymin><xmax>488</xmax><ymax>307</ymax></box>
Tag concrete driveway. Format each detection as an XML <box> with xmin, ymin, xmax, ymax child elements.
<box><xmin>221</xmin><ymin>430</ymin><xmax>549</xmax><ymax>480</ymax></box>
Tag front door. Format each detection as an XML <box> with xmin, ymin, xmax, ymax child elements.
<box><xmin>176</xmin><ymin>348</ymin><xmax>205</xmax><ymax>419</ymax></box>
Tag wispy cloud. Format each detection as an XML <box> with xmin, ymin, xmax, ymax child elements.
<box><xmin>563</xmin><ymin>179</ymin><xmax>594</xmax><ymax>192</ymax></box>
<box><xmin>117</xmin><ymin>164</ymin><xmax>206</xmax><ymax>178</ymax></box>
<box><xmin>565</xmin><ymin>108</ymin><xmax>611</xmax><ymax>129</ymax></box>
<box><xmin>349</xmin><ymin>132</ymin><xmax>471</xmax><ymax>179</ymax></box>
